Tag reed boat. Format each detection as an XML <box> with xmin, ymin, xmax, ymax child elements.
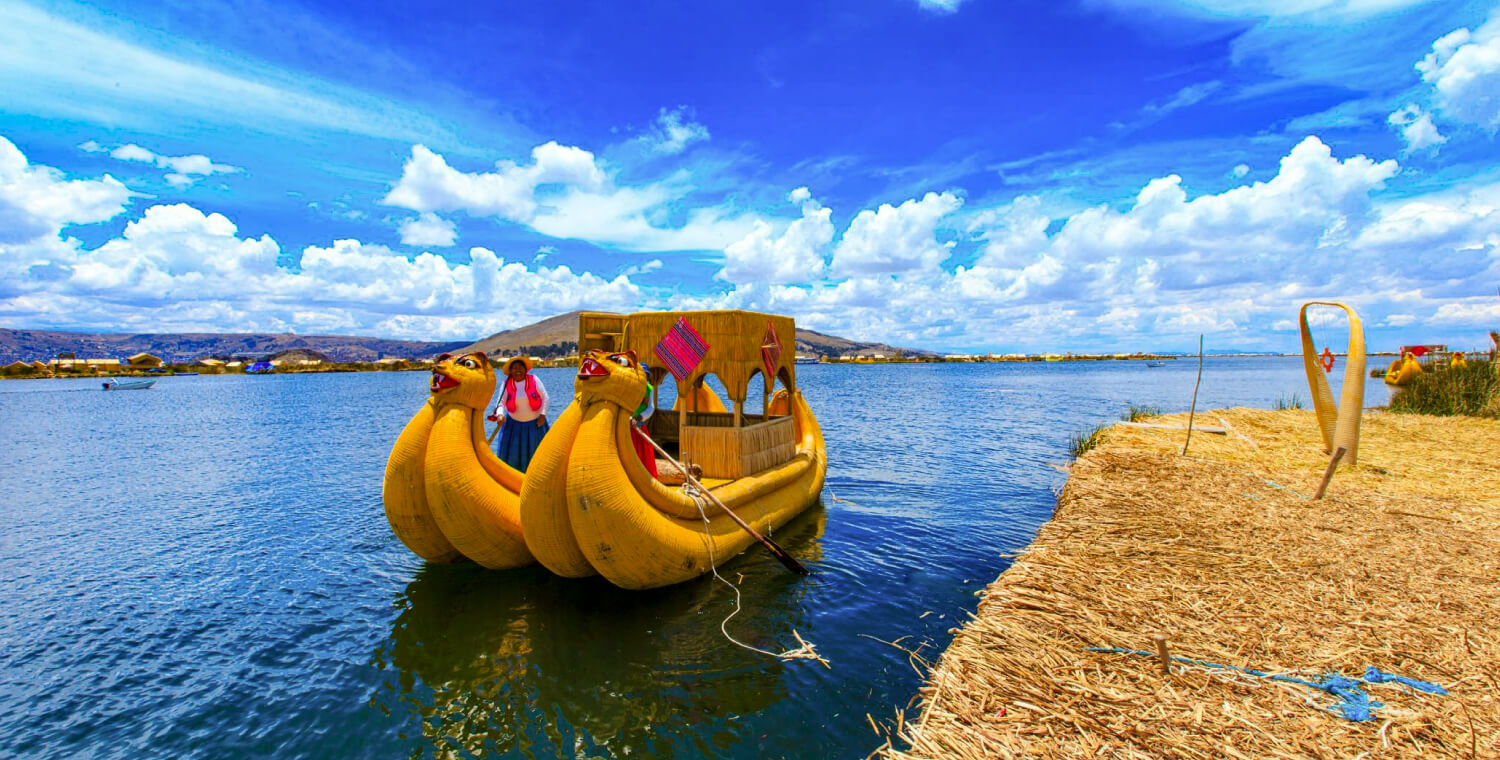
<box><xmin>1384</xmin><ymin>351</ymin><xmax>1422</xmax><ymax>386</ymax></box>
<box><xmin>383</xmin><ymin>351</ymin><xmax>533</xmax><ymax>569</ymax></box>
<box><xmin>520</xmin><ymin>310</ymin><xmax>827</xmax><ymax>590</ymax></box>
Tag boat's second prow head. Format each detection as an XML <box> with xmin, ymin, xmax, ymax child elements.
<box><xmin>428</xmin><ymin>352</ymin><xmax>495</xmax><ymax>408</ymax></box>
<box><xmin>575</xmin><ymin>349</ymin><xmax>650</xmax><ymax>410</ymax></box>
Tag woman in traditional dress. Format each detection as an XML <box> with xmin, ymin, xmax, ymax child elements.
<box><xmin>487</xmin><ymin>356</ymin><xmax>549</xmax><ymax>472</ymax></box>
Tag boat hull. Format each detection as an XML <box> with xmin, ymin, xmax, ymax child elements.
<box><xmin>523</xmin><ymin>390</ymin><xmax>826</xmax><ymax>589</ymax></box>
<box><xmin>382</xmin><ymin>352</ymin><xmax>532</xmax><ymax>569</ymax></box>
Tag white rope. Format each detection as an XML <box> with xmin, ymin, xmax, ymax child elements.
<box><xmin>682</xmin><ymin>481</ymin><xmax>828</xmax><ymax>667</ymax></box>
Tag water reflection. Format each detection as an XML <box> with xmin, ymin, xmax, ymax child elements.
<box><xmin>374</xmin><ymin>507</ymin><xmax>827</xmax><ymax>758</ymax></box>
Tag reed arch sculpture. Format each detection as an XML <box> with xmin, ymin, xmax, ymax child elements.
<box><xmin>1298</xmin><ymin>302</ymin><xmax>1367</xmax><ymax>464</ymax></box>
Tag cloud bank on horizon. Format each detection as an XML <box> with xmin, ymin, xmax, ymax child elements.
<box><xmin>1</xmin><ymin>0</ymin><xmax>1497</xmax><ymax>354</ymax></box>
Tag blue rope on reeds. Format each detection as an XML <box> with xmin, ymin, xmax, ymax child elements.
<box><xmin>1087</xmin><ymin>647</ymin><xmax>1448</xmax><ymax>722</ymax></box>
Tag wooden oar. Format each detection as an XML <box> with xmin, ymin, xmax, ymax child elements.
<box><xmin>631</xmin><ymin>420</ymin><xmax>811</xmax><ymax>577</ymax></box>
<box><xmin>487</xmin><ymin>421</ymin><xmax>501</xmax><ymax>444</ymax></box>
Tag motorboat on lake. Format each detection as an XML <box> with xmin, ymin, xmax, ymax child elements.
<box><xmin>102</xmin><ymin>379</ymin><xmax>155</xmax><ymax>390</ymax></box>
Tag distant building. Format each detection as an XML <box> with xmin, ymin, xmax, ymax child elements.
<box><xmin>195</xmin><ymin>358</ymin><xmax>225</xmax><ymax>367</ymax></box>
<box><xmin>127</xmin><ymin>352</ymin><xmax>164</xmax><ymax>368</ymax></box>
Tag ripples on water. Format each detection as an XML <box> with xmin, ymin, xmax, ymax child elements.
<box><xmin>0</xmin><ymin>359</ymin><xmax>1389</xmax><ymax>758</ymax></box>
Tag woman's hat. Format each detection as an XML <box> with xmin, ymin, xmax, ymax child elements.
<box><xmin>503</xmin><ymin>356</ymin><xmax>533</xmax><ymax>373</ymax></box>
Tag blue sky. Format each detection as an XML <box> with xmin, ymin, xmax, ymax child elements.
<box><xmin>1</xmin><ymin>0</ymin><xmax>1497</xmax><ymax>353</ymax></box>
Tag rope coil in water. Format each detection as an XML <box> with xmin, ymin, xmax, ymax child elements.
<box><xmin>683</xmin><ymin>482</ymin><xmax>826</xmax><ymax>666</ymax></box>
<box><xmin>1087</xmin><ymin>647</ymin><xmax>1447</xmax><ymax>721</ymax></box>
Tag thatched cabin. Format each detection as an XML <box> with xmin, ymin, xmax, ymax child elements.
<box><xmin>578</xmin><ymin>310</ymin><xmax>799</xmax><ymax>479</ymax></box>
<box><xmin>127</xmin><ymin>353</ymin><xmax>163</xmax><ymax>368</ymax></box>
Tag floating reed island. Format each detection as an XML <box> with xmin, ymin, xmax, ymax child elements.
<box><xmin>884</xmin><ymin>406</ymin><xmax>1500</xmax><ymax>760</ymax></box>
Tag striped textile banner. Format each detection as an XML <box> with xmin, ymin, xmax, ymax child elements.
<box><xmin>760</xmin><ymin>321</ymin><xmax>782</xmax><ymax>381</ymax></box>
<box><xmin>655</xmin><ymin>317</ymin><xmax>710</xmax><ymax>383</ymax></box>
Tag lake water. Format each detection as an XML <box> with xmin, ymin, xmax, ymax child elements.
<box><xmin>0</xmin><ymin>358</ymin><xmax>1391</xmax><ymax>759</ymax></box>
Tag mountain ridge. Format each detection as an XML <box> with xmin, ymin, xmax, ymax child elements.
<box><xmin>1</xmin><ymin>314</ymin><xmax>932</xmax><ymax>364</ymax></box>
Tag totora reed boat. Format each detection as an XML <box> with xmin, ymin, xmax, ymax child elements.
<box><xmin>383</xmin><ymin>351</ymin><xmax>533</xmax><ymax>569</ymax></box>
<box><xmin>383</xmin><ymin>310</ymin><xmax>827</xmax><ymax>590</ymax></box>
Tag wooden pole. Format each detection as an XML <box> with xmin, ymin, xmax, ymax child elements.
<box><xmin>1182</xmin><ymin>334</ymin><xmax>1205</xmax><ymax>456</ymax></box>
<box><xmin>1313</xmin><ymin>446</ymin><xmax>1348</xmax><ymax>500</ymax></box>
<box><xmin>631</xmin><ymin>420</ymin><xmax>811</xmax><ymax>577</ymax></box>
<box><xmin>1153</xmin><ymin>635</ymin><xmax>1171</xmax><ymax>675</ymax></box>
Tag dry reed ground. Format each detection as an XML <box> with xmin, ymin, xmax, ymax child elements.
<box><xmin>883</xmin><ymin>408</ymin><xmax>1500</xmax><ymax>760</ymax></box>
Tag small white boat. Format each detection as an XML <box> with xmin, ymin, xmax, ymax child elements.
<box><xmin>1145</xmin><ymin>361</ymin><xmax>1166</xmax><ymax>368</ymax></box>
<box><xmin>102</xmin><ymin>379</ymin><xmax>156</xmax><ymax>391</ymax></box>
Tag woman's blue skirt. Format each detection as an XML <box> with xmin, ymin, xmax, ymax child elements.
<box><xmin>496</xmin><ymin>417</ymin><xmax>550</xmax><ymax>473</ymax></box>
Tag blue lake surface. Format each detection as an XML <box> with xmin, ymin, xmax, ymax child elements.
<box><xmin>0</xmin><ymin>358</ymin><xmax>1391</xmax><ymax>758</ymax></box>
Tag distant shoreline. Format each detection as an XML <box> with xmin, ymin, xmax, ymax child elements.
<box><xmin>2</xmin><ymin>352</ymin><xmax>1391</xmax><ymax>380</ymax></box>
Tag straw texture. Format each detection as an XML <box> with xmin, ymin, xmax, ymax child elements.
<box><xmin>884</xmin><ymin>408</ymin><xmax>1500</xmax><ymax>760</ymax></box>
<box><xmin>681</xmin><ymin>414</ymin><xmax>797</xmax><ymax>479</ymax></box>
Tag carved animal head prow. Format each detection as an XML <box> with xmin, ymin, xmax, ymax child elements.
<box><xmin>574</xmin><ymin>349</ymin><xmax>650</xmax><ymax>410</ymax></box>
<box><xmin>429</xmin><ymin>351</ymin><xmax>495</xmax><ymax>409</ymax></box>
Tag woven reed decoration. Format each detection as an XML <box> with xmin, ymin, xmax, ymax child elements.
<box><xmin>581</xmin><ymin>310</ymin><xmax>797</xmax><ymax>404</ymax></box>
<box><xmin>681</xmin><ymin>414</ymin><xmax>796</xmax><ymax>479</ymax></box>
<box><xmin>1298</xmin><ymin>302</ymin><xmax>1366</xmax><ymax>464</ymax></box>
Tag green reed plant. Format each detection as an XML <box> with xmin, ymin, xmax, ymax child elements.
<box><xmin>1388</xmin><ymin>360</ymin><xmax>1499</xmax><ymax>418</ymax></box>
<box><xmin>1273</xmin><ymin>393</ymin><xmax>1305</xmax><ymax>411</ymax></box>
<box><xmin>1068</xmin><ymin>424</ymin><xmax>1108</xmax><ymax>458</ymax></box>
<box><xmin>1123</xmin><ymin>404</ymin><xmax>1161</xmax><ymax>422</ymax></box>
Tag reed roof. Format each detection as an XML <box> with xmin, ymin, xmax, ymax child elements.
<box><xmin>883</xmin><ymin>407</ymin><xmax>1500</xmax><ymax>760</ymax></box>
<box><xmin>590</xmin><ymin>310</ymin><xmax>797</xmax><ymax>403</ymax></box>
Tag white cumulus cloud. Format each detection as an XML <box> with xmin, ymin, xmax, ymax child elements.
<box><xmin>0</xmin><ymin>136</ymin><xmax>132</xmax><ymax>245</ymax></box>
<box><xmin>646</xmin><ymin>106</ymin><xmax>710</xmax><ymax>155</ymax></box>
<box><xmin>1416</xmin><ymin>14</ymin><xmax>1500</xmax><ymax>130</ymax></box>
<box><xmin>82</xmin><ymin>141</ymin><xmax>240</xmax><ymax>187</ymax></box>
<box><xmin>0</xmin><ymin>139</ymin><xmax>651</xmax><ymax>339</ymax></box>
<box><xmin>917</xmin><ymin>0</ymin><xmax>965</xmax><ymax>13</ymax></box>
<box><xmin>382</xmin><ymin>142</ymin><xmax>606</xmax><ymax>221</ymax></box>
<box><xmin>1387</xmin><ymin>104</ymin><xmax>1448</xmax><ymax>151</ymax></box>
<box><xmin>830</xmin><ymin>191</ymin><xmax>962</xmax><ymax>276</ymax></box>
<box><xmin>720</xmin><ymin>187</ymin><xmax>834</xmax><ymax>284</ymax></box>
<box><xmin>382</xmin><ymin>142</ymin><xmax>756</xmax><ymax>252</ymax></box>
<box><xmin>690</xmin><ymin>135</ymin><xmax>1497</xmax><ymax>353</ymax></box>
<box><xmin>397</xmin><ymin>212</ymin><xmax>458</xmax><ymax>247</ymax></box>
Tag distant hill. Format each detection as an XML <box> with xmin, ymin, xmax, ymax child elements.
<box><xmin>0</xmin><ymin>328</ymin><xmax>466</xmax><ymax>364</ymax></box>
<box><xmin>0</xmin><ymin>314</ymin><xmax>933</xmax><ymax>365</ymax></box>
<box><xmin>459</xmin><ymin>311</ymin><xmax>935</xmax><ymax>359</ymax></box>
<box><xmin>456</xmin><ymin>311</ymin><xmax>584</xmax><ymax>358</ymax></box>
<box><xmin>794</xmin><ymin>327</ymin><xmax>936</xmax><ymax>358</ymax></box>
